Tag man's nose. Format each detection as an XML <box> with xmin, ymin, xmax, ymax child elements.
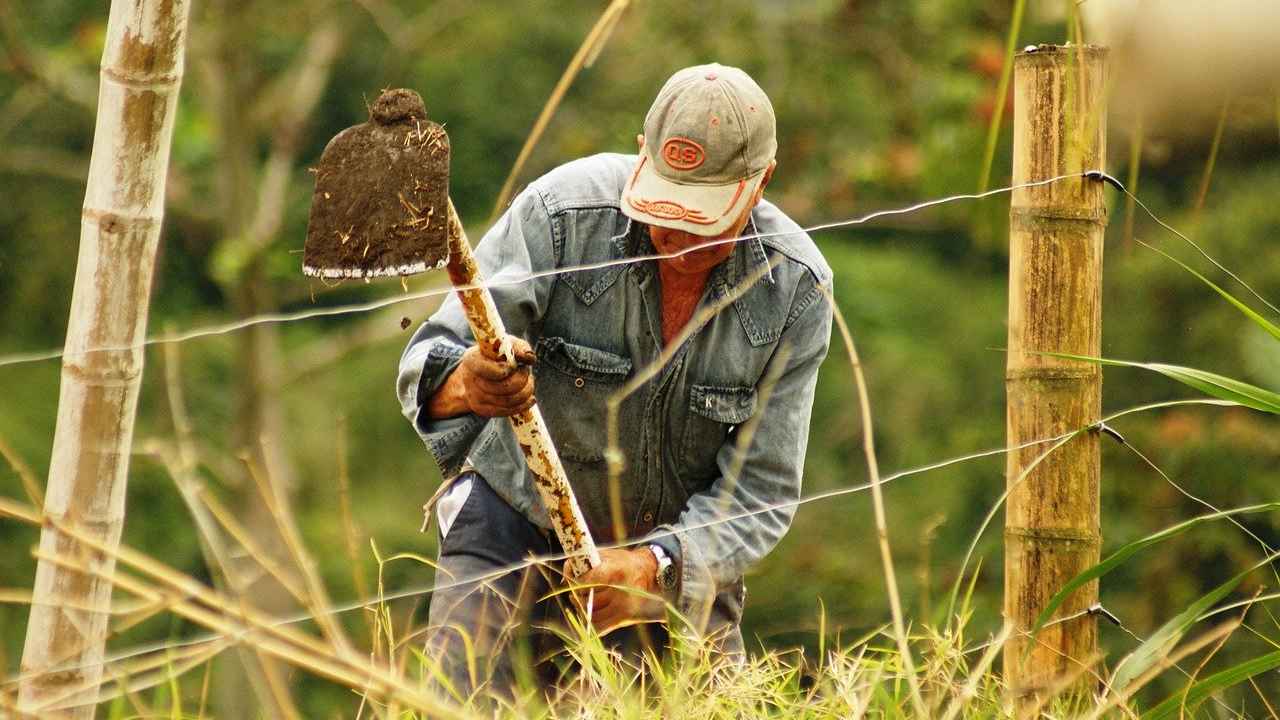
<box><xmin>670</xmin><ymin>231</ymin><xmax>699</xmax><ymax>248</ymax></box>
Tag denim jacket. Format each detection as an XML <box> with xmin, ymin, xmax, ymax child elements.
<box><xmin>397</xmin><ymin>153</ymin><xmax>832</xmax><ymax>638</ymax></box>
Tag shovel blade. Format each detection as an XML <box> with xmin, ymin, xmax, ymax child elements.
<box><xmin>303</xmin><ymin>88</ymin><xmax>450</xmax><ymax>279</ymax></box>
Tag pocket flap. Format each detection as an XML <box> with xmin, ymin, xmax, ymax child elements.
<box><xmin>536</xmin><ymin>336</ymin><xmax>633</xmax><ymax>381</ymax></box>
<box><xmin>689</xmin><ymin>385</ymin><xmax>757</xmax><ymax>424</ymax></box>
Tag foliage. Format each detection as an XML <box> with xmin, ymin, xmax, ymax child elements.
<box><xmin>2</xmin><ymin>0</ymin><xmax>1279</xmax><ymax>716</ymax></box>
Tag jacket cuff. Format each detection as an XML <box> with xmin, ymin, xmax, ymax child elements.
<box><xmin>402</xmin><ymin>341</ymin><xmax>485</xmax><ymax>479</ymax></box>
<box><xmin>415</xmin><ymin>343</ymin><xmax>467</xmax><ymax>404</ymax></box>
<box><xmin>667</xmin><ymin>528</ymin><xmax>717</xmax><ymax>632</ymax></box>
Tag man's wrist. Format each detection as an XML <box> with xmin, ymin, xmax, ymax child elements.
<box><xmin>426</xmin><ymin>365</ymin><xmax>470</xmax><ymax>419</ymax></box>
<box><xmin>635</xmin><ymin>546</ymin><xmax>659</xmax><ymax>590</ymax></box>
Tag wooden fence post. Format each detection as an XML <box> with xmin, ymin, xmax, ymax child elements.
<box><xmin>1004</xmin><ymin>43</ymin><xmax>1108</xmax><ymax>704</ymax></box>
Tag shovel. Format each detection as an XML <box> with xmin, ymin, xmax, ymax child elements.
<box><xmin>303</xmin><ymin>88</ymin><xmax>600</xmax><ymax>577</ymax></box>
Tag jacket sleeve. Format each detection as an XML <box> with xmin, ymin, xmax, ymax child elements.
<box><xmin>396</xmin><ymin>187</ymin><xmax>559</xmax><ymax>478</ymax></box>
<box><xmin>658</xmin><ymin>277</ymin><xmax>832</xmax><ymax>629</ymax></box>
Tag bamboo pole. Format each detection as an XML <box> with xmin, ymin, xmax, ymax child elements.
<box><xmin>1004</xmin><ymin>43</ymin><xmax>1107</xmax><ymax>704</ymax></box>
<box><xmin>18</xmin><ymin>1</ymin><xmax>192</xmax><ymax>716</ymax></box>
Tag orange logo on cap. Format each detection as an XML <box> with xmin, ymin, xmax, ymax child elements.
<box><xmin>661</xmin><ymin>137</ymin><xmax>705</xmax><ymax>171</ymax></box>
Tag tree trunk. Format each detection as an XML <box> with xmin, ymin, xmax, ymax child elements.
<box><xmin>19</xmin><ymin>1</ymin><xmax>192</xmax><ymax>716</ymax></box>
<box><xmin>1003</xmin><ymin>44</ymin><xmax>1108</xmax><ymax>707</ymax></box>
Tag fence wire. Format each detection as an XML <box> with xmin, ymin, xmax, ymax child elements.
<box><xmin>0</xmin><ymin>172</ymin><xmax>1085</xmax><ymax>370</ymax></box>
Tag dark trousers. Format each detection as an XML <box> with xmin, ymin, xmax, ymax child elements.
<box><xmin>424</xmin><ymin>472</ymin><xmax>665</xmax><ymax>699</ymax></box>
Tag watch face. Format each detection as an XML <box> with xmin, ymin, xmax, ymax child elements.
<box><xmin>658</xmin><ymin>562</ymin><xmax>677</xmax><ymax>591</ymax></box>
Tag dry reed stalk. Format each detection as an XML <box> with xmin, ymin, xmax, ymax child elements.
<box><xmin>826</xmin><ymin>291</ymin><xmax>928</xmax><ymax>717</ymax></box>
<box><xmin>0</xmin><ymin>495</ymin><xmax>440</xmax><ymax>711</ymax></box>
<box><xmin>0</xmin><ymin>433</ymin><xmax>42</xmax><ymax>507</ymax></box>
<box><xmin>488</xmin><ymin>0</ymin><xmax>632</xmax><ymax>221</ymax></box>
<box><xmin>1192</xmin><ymin>98</ymin><xmax>1230</xmax><ymax>222</ymax></box>
<box><xmin>1177</xmin><ymin>592</ymin><xmax>1258</xmax><ymax>720</ymax></box>
<box><xmin>1121</xmin><ymin>103</ymin><xmax>1145</xmax><ymax>250</ymax></box>
<box><xmin>241</xmin><ymin>453</ymin><xmax>356</xmax><ymax>656</ymax></box>
<box><xmin>36</xmin><ymin>633</ymin><xmax>228</xmax><ymax>714</ymax></box>
<box><xmin>0</xmin><ymin>589</ymin><xmax>153</xmax><ymax>617</ymax></box>
<box><xmin>26</xmin><ymin>515</ymin><xmax>462</xmax><ymax>718</ymax></box>
<box><xmin>159</xmin><ymin>339</ymin><xmax>303</xmax><ymax>718</ymax></box>
<box><xmin>195</xmin><ymin>485</ymin><xmax>308</xmax><ymax>600</ymax></box>
<box><xmin>334</xmin><ymin>415</ymin><xmax>371</xmax><ymax>616</ymax></box>
<box><xmin>33</xmin><ymin>547</ymin><xmax>453</xmax><ymax>717</ymax></box>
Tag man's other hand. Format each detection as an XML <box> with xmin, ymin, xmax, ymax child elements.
<box><xmin>571</xmin><ymin>547</ymin><xmax>666</xmax><ymax>634</ymax></box>
<box><xmin>427</xmin><ymin>336</ymin><xmax>537</xmax><ymax>419</ymax></box>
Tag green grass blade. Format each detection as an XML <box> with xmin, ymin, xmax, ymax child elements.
<box><xmin>976</xmin><ymin>0</ymin><xmax>1025</xmax><ymax>192</ymax></box>
<box><xmin>1041</xmin><ymin>352</ymin><xmax>1280</xmax><ymax>414</ymax></box>
<box><xmin>1138</xmin><ymin>240</ymin><xmax>1280</xmax><ymax>342</ymax></box>
<box><xmin>1142</xmin><ymin>650</ymin><xmax>1280</xmax><ymax>719</ymax></box>
<box><xmin>1110</xmin><ymin>550</ymin><xmax>1278</xmax><ymax>693</ymax></box>
<box><xmin>1031</xmin><ymin>504</ymin><xmax>1280</xmax><ymax>636</ymax></box>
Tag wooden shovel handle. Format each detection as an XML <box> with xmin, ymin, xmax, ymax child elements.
<box><xmin>444</xmin><ymin>200</ymin><xmax>600</xmax><ymax>577</ymax></box>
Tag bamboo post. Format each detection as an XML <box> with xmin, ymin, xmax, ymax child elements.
<box><xmin>19</xmin><ymin>1</ymin><xmax>192</xmax><ymax>716</ymax></box>
<box><xmin>1004</xmin><ymin>44</ymin><xmax>1108</xmax><ymax>703</ymax></box>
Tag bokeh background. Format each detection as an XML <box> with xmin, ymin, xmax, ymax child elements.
<box><xmin>2</xmin><ymin>0</ymin><xmax>1279</xmax><ymax>714</ymax></box>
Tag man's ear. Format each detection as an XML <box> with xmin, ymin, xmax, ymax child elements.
<box><xmin>761</xmin><ymin>159</ymin><xmax>777</xmax><ymax>190</ymax></box>
<box><xmin>754</xmin><ymin>159</ymin><xmax>778</xmax><ymax>203</ymax></box>
<box><xmin>636</xmin><ymin>133</ymin><xmax>645</xmax><ymax>151</ymax></box>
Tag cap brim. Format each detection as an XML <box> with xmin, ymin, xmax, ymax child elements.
<box><xmin>621</xmin><ymin>153</ymin><xmax>765</xmax><ymax>236</ymax></box>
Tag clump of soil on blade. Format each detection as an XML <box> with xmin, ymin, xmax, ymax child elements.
<box><xmin>304</xmin><ymin>88</ymin><xmax>451</xmax><ymax>279</ymax></box>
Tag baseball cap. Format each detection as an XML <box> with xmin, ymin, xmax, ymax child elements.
<box><xmin>621</xmin><ymin>63</ymin><xmax>777</xmax><ymax>236</ymax></box>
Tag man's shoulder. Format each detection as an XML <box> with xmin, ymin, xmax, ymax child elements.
<box><xmin>751</xmin><ymin>200</ymin><xmax>832</xmax><ymax>287</ymax></box>
<box><xmin>528</xmin><ymin>153</ymin><xmax>635</xmax><ymax>213</ymax></box>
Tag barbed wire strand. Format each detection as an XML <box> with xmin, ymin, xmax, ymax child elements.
<box><xmin>0</xmin><ymin>172</ymin><xmax>1084</xmax><ymax>371</ymax></box>
<box><xmin>0</xmin><ymin>398</ymin><xmax>1240</xmax><ymax>689</ymax></box>
<box><xmin>1099</xmin><ymin>423</ymin><xmax>1280</xmax><ymax>586</ymax></box>
<box><xmin>1101</xmin><ymin>172</ymin><xmax>1280</xmax><ymax>317</ymax></box>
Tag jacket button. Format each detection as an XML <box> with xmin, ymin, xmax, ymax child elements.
<box><xmin>643</xmin><ymin>512</ymin><xmax>654</xmax><ymax>523</ymax></box>
<box><xmin>574</xmin><ymin>377</ymin><xmax>585</xmax><ymax>388</ymax></box>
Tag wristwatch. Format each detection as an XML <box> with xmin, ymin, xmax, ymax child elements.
<box><xmin>647</xmin><ymin>543</ymin><xmax>678</xmax><ymax>593</ymax></box>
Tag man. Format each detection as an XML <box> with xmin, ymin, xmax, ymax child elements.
<box><xmin>397</xmin><ymin>63</ymin><xmax>832</xmax><ymax>694</ymax></box>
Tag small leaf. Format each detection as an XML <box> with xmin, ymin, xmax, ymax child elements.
<box><xmin>1142</xmin><ymin>650</ymin><xmax>1280</xmax><ymax>719</ymax></box>
<box><xmin>1139</xmin><ymin>240</ymin><xmax>1280</xmax><ymax>342</ymax></box>
<box><xmin>1110</xmin><ymin>553</ymin><xmax>1274</xmax><ymax>693</ymax></box>
<box><xmin>1041</xmin><ymin>352</ymin><xmax>1280</xmax><ymax>414</ymax></box>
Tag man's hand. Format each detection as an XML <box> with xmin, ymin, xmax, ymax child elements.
<box><xmin>427</xmin><ymin>337</ymin><xmax>537</xmax><ymax>419</ymax></box>
<box><xmin>570</xmin><ymin>547</ymin><xmax>666</xmax><ymax>634</ymax></box>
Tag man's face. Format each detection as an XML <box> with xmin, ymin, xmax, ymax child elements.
<box><xmin>648</xmin><ymin>205</ymin><xmax>753</xmax><ymax>276</ymax></box>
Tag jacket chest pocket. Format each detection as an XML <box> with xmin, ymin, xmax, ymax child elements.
<box><xmin>680</xmin><ymin>384</ymin><xmax>758</xmax><ymax>483</ymax></box>
<box><xmin>533</xmin><ymin>337</ymin><xmax>633</xmax><ymax>463</ymax></box>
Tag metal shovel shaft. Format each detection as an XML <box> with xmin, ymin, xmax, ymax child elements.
<box><xmin>444</xmin><ymin>200</ymin><xmax>600</xmax><ymax>577</ymax></box>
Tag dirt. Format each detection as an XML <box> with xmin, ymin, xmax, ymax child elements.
<box><xmin>303</xmin><ymin>88</ymin><xmax>451</xmax><ymax>279</ymax></box>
